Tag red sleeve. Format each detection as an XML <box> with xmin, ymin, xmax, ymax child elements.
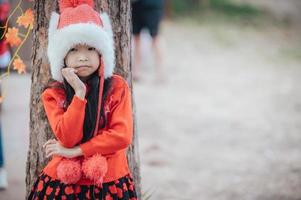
<box><xmin>42</xmin><ymin>88</ymin><xmax>86</xmax><ymax>148</ymax></box>
<box><xmin>79</xmin><ymin>77</ymin><xmax>133</xmax><ymax>157</ymax></box>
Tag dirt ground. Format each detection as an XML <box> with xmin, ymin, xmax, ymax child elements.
<box><xmin>1</xmin><ymin>13</ymin><xmax>301</xmax><ymax>200</ymax></box>
<box><xmin>135</xmin><ymin>20</ymin><xmax>301</xmax><ymax>200</ymax></box>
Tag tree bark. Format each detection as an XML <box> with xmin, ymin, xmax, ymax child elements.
<box><xmin>25</xmin><ymin>0</ymin><xmax>141</xmax><ymax>199</ymax></box>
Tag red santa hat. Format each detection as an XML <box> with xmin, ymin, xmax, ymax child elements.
<box><xmin>47</xmin><ymin>0</ymin><xmax>115</xmax><ymax>82</ymax></box>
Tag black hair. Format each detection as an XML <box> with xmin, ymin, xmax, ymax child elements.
<box><xmin>45</xmin><ymin>69</ymin><xmax>112</xmax><ymax>144</ymax></box>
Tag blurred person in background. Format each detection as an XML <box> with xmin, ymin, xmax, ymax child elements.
<box><xmin>0</xmin><ymin>0</ymin><xmax>10</xmax><ymax>73</ymax></box>
<box><xmin>0</xmin><ymin>123</ymin><xmax>6</xmax><ymax>190</ymax></box>
<box><xmin>131</xmin><ymin>0</ymin><xmax>165</xmax><ymax>82</ymax></box>
<box><xmin>0</xmin><ymin>0</ymin><xmax>10</xmax><ymax>190</ymax></box>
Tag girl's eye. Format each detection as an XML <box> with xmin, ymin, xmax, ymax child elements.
<box><xmin>69</xmin><ymin>48</ymin><xmax>77</xmax><ymax>52</ymax></box>
<box><xmin>88</xmin><ymin>47</ymin><xmax>96</xmax><ymax>51</ymax></box>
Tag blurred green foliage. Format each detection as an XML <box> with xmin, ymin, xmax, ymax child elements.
<box><xmin>210</xmin><ymin>0</ymin><xmax>260</xmax><ymax>16</ymax></box>
<box><xmin>170</xmin><ymin>0</ymin><xmax>261</xmax><ymax>18</ymax></box>
<box><xmin>171</xmin><ymin>0</ymin><xmax>202</xmax><ymax>14</ymax></box>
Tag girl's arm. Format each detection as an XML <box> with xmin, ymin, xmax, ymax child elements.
<box><xmin>43</xmin><ymin>139</ymin><xmax>83</xmax><ymax>158</ymax></box>
<box><xmin>42</xmin><ymin>89</ymin><xmax>86</xmax><ymax>148</ymax></box>
<box><xmin>79</xmin><ymin>78</ymin><xmax>133</xmax><ymax>157</ymax></box>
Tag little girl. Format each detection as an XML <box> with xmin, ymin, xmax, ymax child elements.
<box><xmin>28</xmin><ymin>0</ymin><xmax>137</xmax><ymax>199</ymax></box>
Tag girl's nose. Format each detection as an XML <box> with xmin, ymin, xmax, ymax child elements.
<box><xmin>78</xmin><ymin>56</ymin><xmax>88</xmax><ymax>62</ymax></box>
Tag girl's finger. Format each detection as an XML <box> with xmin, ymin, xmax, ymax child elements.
<box><xmin>62</xmin><ymin>67</ymin><xmax>76</xmax><ymax>74</ymax></box>
<box><xmin>43</xmin><ymin>140</ymin><xmax>51</xmax><ymax>148</ymax></box>
<box><xmin>48</xmin><ymin>151</ymin><xmax>59</xmax><ymax>158</ymax></box>
<box><xmin>43</xmin><ymin>140</ymin><xmax>52</xmax><ymax>148</ymax></box>
<box><xmin>43</xmin><ymin>139</ymin><xmax>56</xmax><ymax>148</ymax></box>
<box><xmin>46</xmin><ymin>149</ymin><xmax>57</xmax><ymax>158</ymax></box>
<box><xmin>45</xmin><ymin>144</ymin><xmax>57</xmax><ymax>153</ymax></box>
<box><xmin>45</xmin><ymin>147</ymin><xmax>56</xmax><ymax>156</ymax></box>
<box><xmin>45</xmin><ymin>143</ymin><xmax>57</xmax><ymax>151</ymax></box>
<box><xmin>45</xmin><ymin>141</ymin><xmax>57</xmax><ymax>147</ymax></box>
<box><xmin>45</xmin><ymin>145</ymin><xmax>56</xmax><ymax>151</ymax></box>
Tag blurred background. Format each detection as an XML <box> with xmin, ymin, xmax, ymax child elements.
<box><xmin>1</xmin><ymin>0</ymin><xmax>301</xmax><ymax>199</ymax></box>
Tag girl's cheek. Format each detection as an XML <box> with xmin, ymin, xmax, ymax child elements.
<box><xmin>65</xmin><ymin>61</ymin><xmax>74</xmax><ymax>68</ymax></box>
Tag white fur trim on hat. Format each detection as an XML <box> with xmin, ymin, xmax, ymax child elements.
<box><xmin>47</xmin><ymin>12</ymin><xmax>115</xmax><ymax>82</ymax></box>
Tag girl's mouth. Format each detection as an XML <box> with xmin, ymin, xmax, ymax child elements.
<box><xmin>75</xmin><ymin>65</ymin><xmax>89</xmax><ymax>71</ymax></box>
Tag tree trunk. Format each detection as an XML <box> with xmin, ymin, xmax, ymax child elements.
<box><xmin>25</xmin><ymin>0</ymin><xmax>141</xmax><ymax>199</ymax></box>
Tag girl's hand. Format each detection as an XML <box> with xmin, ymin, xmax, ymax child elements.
<box><xmin>43</xmin><ymin>139</ymin><xmax>83</xmax><ymax>158</ymax></box>
<box><xmin>61</xmin><ymin>68</ymin><xmax>86</xmax><ymax>99</ymax></box>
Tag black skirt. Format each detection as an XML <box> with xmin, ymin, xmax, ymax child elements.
<box><xmin>28</xmin><ymin>172</ymin><xmax>137</xmax><ymax>200</ymax></box>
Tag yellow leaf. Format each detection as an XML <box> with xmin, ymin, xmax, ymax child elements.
<box><xmin>5</xmin><ymin>27</ymin><xmax>22</xmax><ymax>47</ymax></box>
<box><xmin>13</xmin><ymin>58</ymin><xmax>26</xmax><ymax>74</ymax></box>
<box><xmin>17</xmin><ymin>9</ymin><xmax>34</xmax><ymax>29</ymax></box>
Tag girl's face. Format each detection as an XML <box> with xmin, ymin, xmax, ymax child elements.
<box><xmin>65</xmin><ymin>44</ymin><xmax>100</xmax><ymax>80</ymax></box>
